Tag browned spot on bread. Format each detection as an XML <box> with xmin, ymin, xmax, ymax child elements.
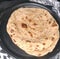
<box><xmin>26</xmin><ymin>40</ymin><xmax>31</xmax><ymax>42</ymax></box>
<box><xmin>52</xmin><ymin>21</ymin><xmax>57</xmax><ymax>27</ymax></box>
<box><xmin>36</xmin><ymin>37</ymin><xmax>39</xmax><ymax>39</ymax></box>
<box><xmin>21</xmin><ymin>39</ymin><xmax>24</xmax><ymax>40</ymax></box>
<box><xmin>34</xmin><ymin>48</ymin><xmax>38</xmax><ymax>51</ymax></box>
<box><xmin>25</xmin><ymin>16</ymin><xmax>28</xmax><ymax>19</ymax></box>
<box><xmin>32</xmin><ymin>28</ymin><xmax>35</xmax><ymax>30</ymax></box>
<box><xmin>13</xmin><ymin>33</ymin><xmax>15</xmax><ymax>35</ymax></box>
<box><xmin>43</xmin><ymin>47</ymin><xmax>45</xmax><ymax>50</ymax></box>
<box><xmin>45</xmin><ymin>13</ymin><xmax>47</xmax><ymax>16</ymax></box>
<box><xmin>51</xmin><ymin>37</ymin><xmax>54</xmax><ymax>41</ymax></box>
<box><xmin>45</xmin><ymin>37</ymin><xmax>48</xmax><ymax>40</ymax></box>
<box><xmin>13</xmin><ymin>39</ymin><xmax>16</xmax><ymax>42</ymax></box>
<box><xmin>21</xmin><ymin>23</ymin><xmax>27</xmax><ymax>28</ymax></box>
<box><xmin>13</xmin><ymin>23</ymin><xmax>16</xmax><ymax>26</ymax></box>
<box><xmin>10</xmin><ymin>29</ymin><xmax>14</xmax><ymax>33</ymax></box>
<box><xmin>21</xmin><ymin>17</ymin><xmax>24</xmax><ymax>20</ymax></box>
<box><xmin>10</xmin><ymin>34</ymin><xmax>15</xmax><ymax>37</ymax></box>
<box><xmin>47</xmin><ymin>20</ymin><xmax>48</xmax><ymax>22</ymax></box>
<box><xmin>13</xmin><ymin>26</ymin><xmax>16</xmax><ymax>29</ymax></box>
<box><xmin>40</xmin><ymin>15</ymin><xmax>42</xmax><ymax>18</ymax></box>
<box><xmin>30</xmin><ymin>45</ymin><xmax>32</xmax><ymax>47</ymax></box>
<box><xmin>28</xmin><ymin>31</ymin><xmax>33</xmax><ymax>37</ymax></box>
<box><xmin>33</xmin><ymin>23</ymin><xmax>37</xmax><ymax>26</ymax></box>
<box><xmin>38</xmin><ymin>54</ymin><xmax>41</xmax><ymax>56</ymax></box>
<box><xmin>43</xmin><ymin>43</ymin><xmax>45</xmax><ymax>45</ymax></box>
<box><xmin>54</xmin><ymin>33</ymin><xmax>55</xmax><ymax>35</ymax></box>
<box><xmin>29</xmin><ymin>19</ymin><xmax>32</xmax><ymax>22</ymax></box>
<box><xmin>31</xmin><ymin>28</ymin><xmax>35</xmax><ymax>30</ymax></box>
<box><xmin>10</xmin><ymin>35</ymin><xmax>13</xmax><ymax>37</ymax></box>
<box><xmin>36</xmin><ymin>45</ymin><xmax>39</xmax><ymax>47</ymax></box>
<box><xmin>49</xmin><ymin>21</ymin><xmax>51</xmax><ymax>24</ymax></box>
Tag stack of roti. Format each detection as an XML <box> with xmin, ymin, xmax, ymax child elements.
<box><xmin>7</xmin><ymin>8</ymin><xmax>59</xmax><ymax>56</ymax></box>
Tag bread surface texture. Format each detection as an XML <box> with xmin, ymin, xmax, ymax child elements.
<box><xmin>7</xmin><ymin>8</ymin><xmax>59</xmax><ymax>56</ymax></box>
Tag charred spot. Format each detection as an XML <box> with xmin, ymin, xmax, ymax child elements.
<box><xmin>49</xmin><ymin>21</ymin><xmax>51</xmax><ymax>24</ymax></box>
<box><xmin>29</xmin><ymin>19</ymin><xmax>32</xmax><ymax>22</ymax></box>
<box><xmin>33</xmin><ymin>23</ymin><xmax>37</xmax><ymax>26</ymax></box>
<box><xmin>45</xmin><ymin>14</ymin><xmax>47</xmax><ymax>16</ymax></box>
<box><xmin>52</xmin><ymin>21</ymin><xmax>57</xmax><ymax>27</ymax></box>
<box><xmin>10</xmin><ymin>29</ymin><xmax>14</xmax><ymax>33</ymax></box>
<box><xmin>47</xmin><ymin>20</ymin><xmax>48</xmax><ymax>22</ymax></box>
<box><xmin>21</xmin><ymin>23</ymin><xmax>27</xmax><ymax>28</ymax></box>
<box><xmin>13</xmin><ymin>33</ymin><xmax>15</xmax><ymax>35</ymax></box>
<box><xmin>15</xmin><ymin>27</ymin><xmax>16</xmax><ymax>29</ymax></box>
<box><xmin>50</xmin><ymin>18</ymin><xmax>53</xmax><ymax>20</ymax></box>
<box><xmin>43</xmin><ymin>43</ymin><xmax>45</xmax><ymax>45</ymax></box>
<box><xmin>26</xmin><ymin>40</ymin><xmax>31</xmax><ymax>42</ymax></box>
<box><xmin>10</xmin><ymin>35</ymin><xmax>13</xmax><ymax>37</ymax></box>
<box><xmin>14</xmin><ymin>26</ymin><xmax>16</xmax><ymax>29</ymax></box>
<box><xmin>45</xmin><ymin>37</ymin><xmax>48</xmax><ymax>40</ymax></box>
<box><xmin>54</xmin><ymin>33</ymin><xmax>55</xmax><ymax>35</ymax></box>
<box><xmin>13</xmin><ymin>39</ymin><xmax>16</xmax><ymax>42</ymax></box>
<box><xmin>36</xmin><ymin>37</ymin><xmax>39</xmax><ymax>39</ymax></box>
<box><xmin>30</xmin><ymin>45</ymin><xmax>32</xmax><ymax>47</ymax></box>
<box><xmin>51</xmin><ymin>37</ymin><xmax>54</xmax><ymax>41</ymax></box>
<box><xmin>28</xmin><ymin>31</ymin><xmax>33</xmax><ymax>37</ymax></box>
<box><xmin>31</xmin><ymin>28</ymin><xmax>35</xmax><ymax>30</ymax></box>
<box><xmin>43</xmin><ymin>47</ymin><xmax>45</xmax><ymax>50</ymax></box>
<box><xmin>36</xmin><ymin>45</ymin><xmax>39</xmax><ymax>47</ymax></box>
<box><xmin>25</xmin><ymin>16</ymin><xmax>28</xmax><ymax>19</ymax></box>
<box><xmin>21</xmin><ymin>17</ymin><xmax>25</xmax><ymax>20</ymax></box>
<box><xmin>21</xmin><ymin>38</ymin><xmax>25</xmax><ymax>41</ymax></box>
<box><xmin>38</xmin><ymin>54</ymin><xmax>41</xmax><ymax>56</ymax></box>
<box><xmin>13</xmin><ymin>23</ymin><xmax>16</xmax><ymax>26</ymax></box>
<box><xmin>40</xmin><ymin>15</ymin><xmax>42</xmax><ymax>18</ymax></box>
<box><xmin>34</xmin><ymin>48</ymin><xmax>38</xmax><ymax>51</ymax></box>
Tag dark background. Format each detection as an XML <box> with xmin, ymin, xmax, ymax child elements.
<box><xmin>0</xmin><ymin>0</ymin><xmax>29</xmax><ymax>2</ymax></box>
<box><xmin>0</xmin><ymin>0</ymin><xmax>60</xmax><ymax>59</ymax></box>
<box><xmin>0</xmin><ymin>0</ymin><xmax>60</xmax><ymax>2</ymax></box>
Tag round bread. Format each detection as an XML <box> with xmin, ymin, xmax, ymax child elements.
<box><xmin>7</xmin><ymin>8</ymin><xmax>59</xmax><ymax>56</ymax></box>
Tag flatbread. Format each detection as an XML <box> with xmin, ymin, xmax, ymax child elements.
<box><xmin>7</xmin><ymin>8</ymin><xmax>59</xmax><ymax>56</ymax></box>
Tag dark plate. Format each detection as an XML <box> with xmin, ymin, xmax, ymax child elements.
<box><xmin>0</xmin><ymin>2</ymin><xmax>60</xmax><ymax>59</ymax></box>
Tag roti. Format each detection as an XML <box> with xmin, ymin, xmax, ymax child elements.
<box><xmin>7</xmin><ymin>8</ymin><xmax>59</xmax><ymax>56</ymax></box>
